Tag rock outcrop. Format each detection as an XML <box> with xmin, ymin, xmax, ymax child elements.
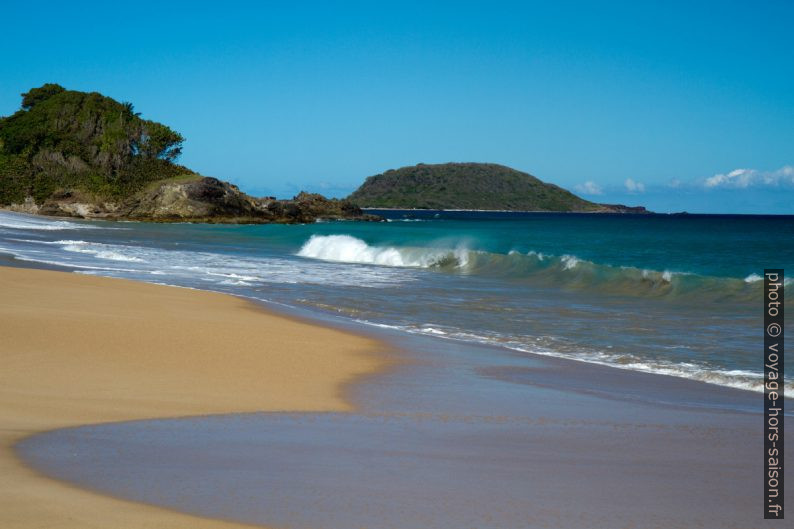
<box><xmin>5</xmin><ymin>177</ymin><xmax>381</xmax><ymax>224</ymax></box>
<box><xmin>122</xmin><ymin>177</ymin><xmax>264</xmax><ymax>221</ymax></box>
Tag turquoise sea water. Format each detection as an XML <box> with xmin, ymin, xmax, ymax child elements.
<box><xmin>0</xmin><ymin>209</ymin><xmax>791</xmax><ymax>392</ymax></box>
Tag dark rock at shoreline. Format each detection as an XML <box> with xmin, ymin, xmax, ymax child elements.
<box><xmin>6</xmin><ymin>176</ymin><xmax>382</xmax><ymax>224</ymax></box>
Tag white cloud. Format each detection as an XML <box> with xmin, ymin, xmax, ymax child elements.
<box><xmin>574</xmin><ymin>181</ymin><xmax>603</xmax><ymax>195</ymax></box>
<box><xmin>704</xmin><ymin>165</ymin><xmax>794</xmax><ymax>189</ymax></box>
<box><xmin>624</xmin><ymin>178</ymin><xmax>645</xmax><ymax>193</ymax></box>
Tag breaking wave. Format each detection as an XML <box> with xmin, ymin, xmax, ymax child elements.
<box><xmin>297</xmin><ymin>234</ymin><xmax>470</xmax><ymax>268</ymax></box>
<box><xmin>297</xmin><ymin>234</ymin><xmax>777</xmax><ymax>302</ymax></box>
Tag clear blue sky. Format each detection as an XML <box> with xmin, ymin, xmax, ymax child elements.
<box><xmin>1</xmin><ymin>1</ymin><xmax>792</xmax><ymax>213</ymax></box>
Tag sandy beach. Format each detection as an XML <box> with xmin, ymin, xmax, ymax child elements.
<box><xmin>0</xmin><ymin>265</ymin><xmax>386</xmax><ymax>528</ymax></box>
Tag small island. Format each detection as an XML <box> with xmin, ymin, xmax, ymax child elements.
<box><xmin>348</xmin><ymin>162</ymin><xmax>648</xmax><ymax>213</ymax></box>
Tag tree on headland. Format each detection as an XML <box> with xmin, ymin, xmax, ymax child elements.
<box><xmin>138</xmin><ymin>120</ymin><xmax>184</xmax><ymax>162</ymax></box>
<box><xmin>122</xmin><ymin>101</ymin><xmax>140</xmax><ymax>117</ymax></box>
<box><xmin>20</xmin><ymin>83</ymin><xmax>65</xmax><ymax>110</ymax></box>
<box><xmin>0</xmin><ymin>84</ymin><xmax>192</xmax><ymax>203</ymax></box>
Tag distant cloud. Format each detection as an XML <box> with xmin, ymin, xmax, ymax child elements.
<box><xmin>704</xmin><ymin>165</ymin><xmax>794</xmax><ymax>189</ymax></box>
<box><xmin>575</xmin><ymin>181</ymin><xmax>603</xmax><ymax>195</ymax></box>
<box><xmin>568</xmin><ymin>166</ymin><xmax>793</xmax><ymax>201</ymax></box>
<box><xmin>624</xmin><ymin>178</ymin><xmax>645</xmax><ymax>193</ymax></box>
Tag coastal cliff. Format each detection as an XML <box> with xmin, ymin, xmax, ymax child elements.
<box><xmin>0</xmin><ymin>84</ymin><xmax>377</xmax><ymax>223</ymax></box>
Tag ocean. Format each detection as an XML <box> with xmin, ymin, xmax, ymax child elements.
<box><xmin>0</xmin><ymin>209</ymin><xmax>791</xmax><ymax>393</ymax></box>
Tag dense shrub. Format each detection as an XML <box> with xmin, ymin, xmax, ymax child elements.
<box><xmin>0</xmin><ymin>84</ymin><xmax>192</xmax><ymax>204</ymax></box>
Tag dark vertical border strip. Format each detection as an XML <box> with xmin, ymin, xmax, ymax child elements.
<box><xmin>765</xmin><ymin>269</ymin><xmax>784</xmax><ymax>519</ymax></box>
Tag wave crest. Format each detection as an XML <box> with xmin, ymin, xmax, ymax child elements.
<box><xmin>297</xmin><ymin>235</ymin><xmax>469</xmax><ymax>268</ymax></box>
<box><xmin>55</xmin><ymin>240</ymin><xmax>145</xmax><ymax>262</ymax></box>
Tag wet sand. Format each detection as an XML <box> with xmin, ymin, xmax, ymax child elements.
<box><xmin>0</xmin><ymin>265</ymin><xmax>385</xmax><ymax>528</ymax></box>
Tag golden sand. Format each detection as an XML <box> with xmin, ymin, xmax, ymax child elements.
<box><xmin>0</xmin><ymin>266</ymin><xmax>386</xmax><ymax>528</ymax></box>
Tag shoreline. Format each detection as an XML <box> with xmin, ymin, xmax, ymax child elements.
<box><xmin>0</xmin><ymin>265</ymin><xmax>390</xmax><ymax>528</ymax></box>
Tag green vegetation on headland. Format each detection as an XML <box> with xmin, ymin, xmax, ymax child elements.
<box><xmin>0</xmin><ymin>84</ymin><xmax>377</xmax><ymax>223</ymax></box>
<box><xmin>348</xmin><ymin>162</ymin><xmax>648</xmax><ymax>213</ymax></box>
<box><xmin>0</xmin><ymin>84</ymin><xmax>189</xmax><ymax>204</ymax></box>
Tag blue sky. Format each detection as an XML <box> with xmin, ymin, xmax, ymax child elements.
<box><xmin>1</xmin><ymin>1</ymin><xmax>792</xmax><ymax>213</ymax></box>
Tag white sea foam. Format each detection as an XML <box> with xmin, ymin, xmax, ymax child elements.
<box><xmin>560</xmin><ymin>254</ymin><xmax>579</xmax><ymax>270</ymax></box>
<box><xmin>511</xmin><ymin>249</ymin><xmax>546</xmax><ymax>261</ymax></box>
<box><xmin>55</xmin><ymin>240</ymin><xmax>145</xmax><ymax>262</ymax></box>
<box><xmin>744</xmin><ymin>273</ymin><xmax>792</xmax><ymax>286</ymax></box>
<box><xmin>2</xmin><ymin>235</ymin><xmax>414</xmax><ymax>288</ymax></box>
<box><xmin>298</xmin><ymin>235</ymin><xmax>410</xmax><ymax>266</ymax></box>
<box><xmin>0</xmin><ymin>212</ymin><xmax>95</xmax><ymax>231</ymax></box>
<box><xmin>354</xmin><ymin>319</ymin><xmax>785</xmax><ymax>394</ymax></box>
<box><xmin>420</xmin><ymin>326</ymin><xmax>447</xmax><ymax>336</ymax></box>
<box><xmin>297</xmin><ymin>234</ymin><xmax>469</xmax><ymax>268</ymax></box>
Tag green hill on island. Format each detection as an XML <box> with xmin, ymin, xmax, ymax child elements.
<box><xmin>0</xmin><ymin>84</ymin><xmax>375</xmax><ymax>223</ymax></box>
<box><xmin>348</xmin><ymin>162</ymin><xmax>643</xmax><ymax>212</ymax></box>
